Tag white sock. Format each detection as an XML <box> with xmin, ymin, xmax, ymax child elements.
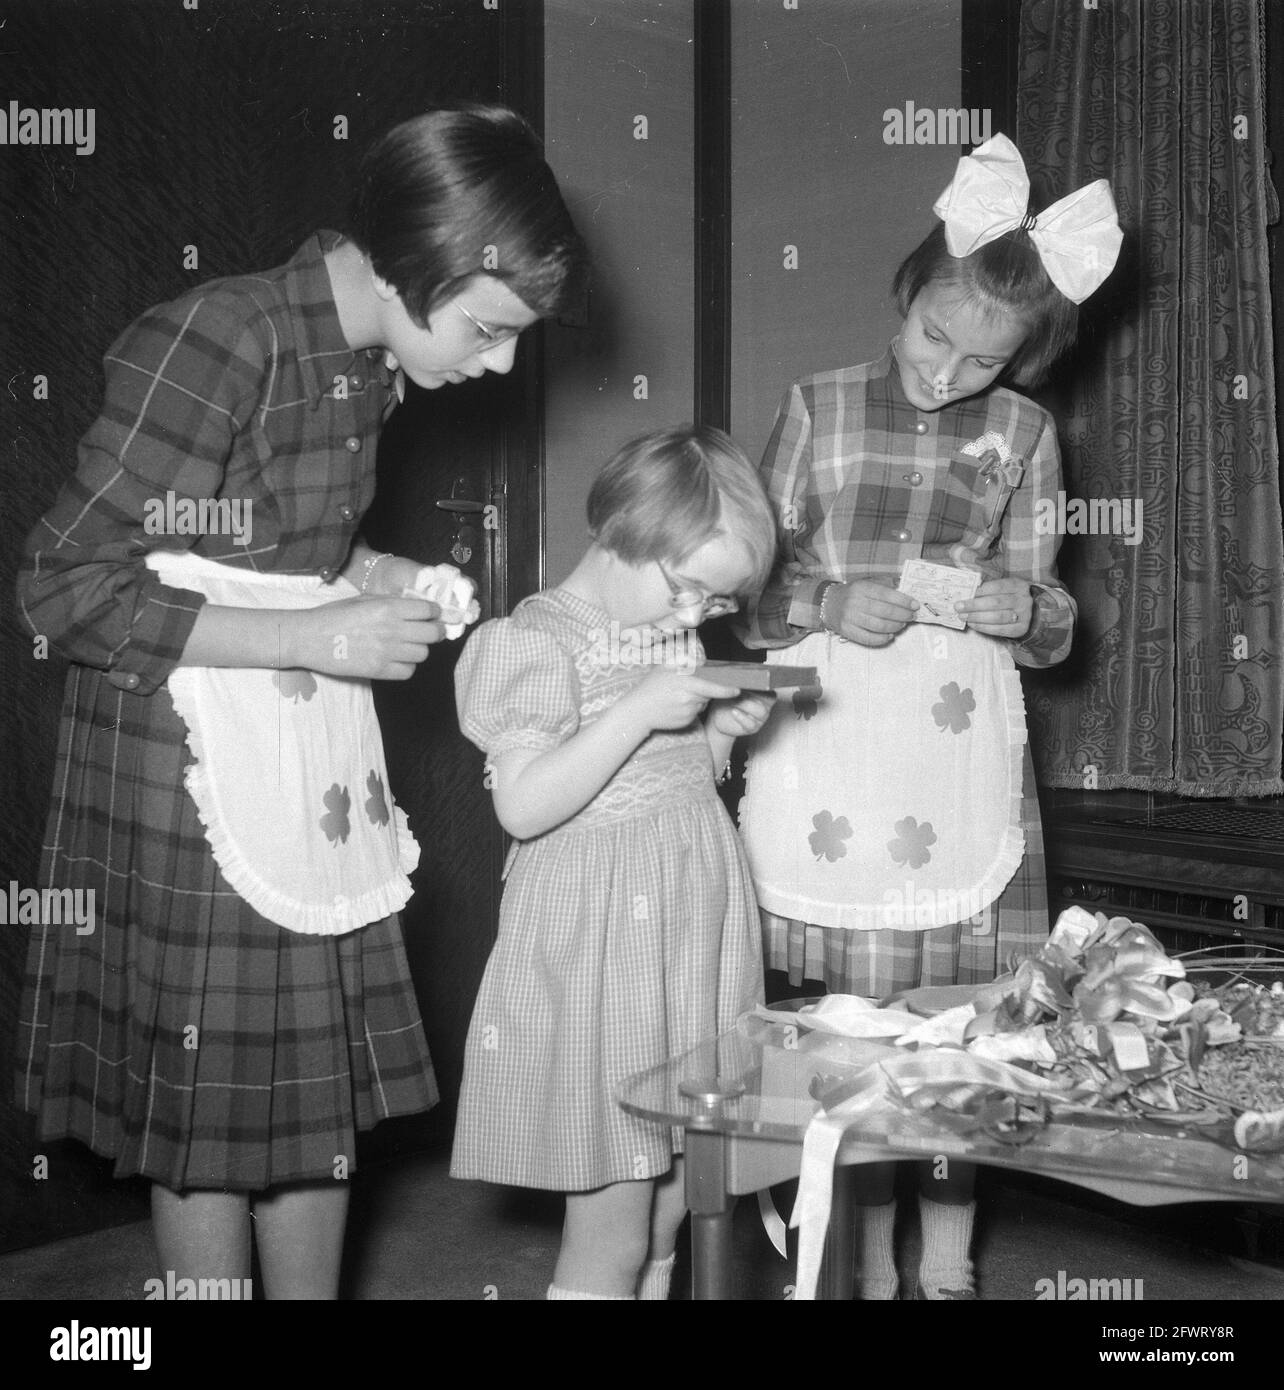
<box><xmin>856</xmin><ymin>1201</ymin><xmax>898</xmax><ymax>1300</ymax></box>
<box><xmin>637</xmin><ymin>1253</ymin><xmax>677</xmax><ymax>1301</ymax></box>
<box><xmin>918</xmin><ymin>1196</ymin><xmax>976</xmax><ymax>1299</ymax></box>
<box><xmin>547</xmin><ymin>1283</ymin><xmax>636</xmax><ymax>1300</ymax></box>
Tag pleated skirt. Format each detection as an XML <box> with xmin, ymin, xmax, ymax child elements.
<box><xmin>13</xmin><ymin>662</ymin><xmax>438</xmax><ymax>1192</ymax></box>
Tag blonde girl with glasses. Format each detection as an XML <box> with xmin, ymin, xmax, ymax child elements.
<box><xmin>451</xmin><ymin>425</ymin><xmax>776</xmax><ymax>1300</ymax></box>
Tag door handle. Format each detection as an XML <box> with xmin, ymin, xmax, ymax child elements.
<box><xmin>434</xmin><ymin>477</ymin><xmax>493</xmax><ymax>567</ymax></box>
<box><xmin>434</xmin><ymin>475</ymin><xmax>487</xmax><ymax>515</ymax></box>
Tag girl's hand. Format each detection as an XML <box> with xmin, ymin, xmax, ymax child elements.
<box><xmin>825</xmin><ymin>580</ymin><xmax>919</xmax><ymax>646</ymax></box>
<box><xmin>708</xmin><ymin>691</ymin><xmax>777</xmax><ymax>738</ymax></box>
<box><xmin>292</xmin><ymin>595</ymin><xmax>446</xmax><ymax>679</ymax></box>
<box><xmin>956</xmin><ymin>578</ymin><xmax>1034</xmax><ymax>638</ymax></box>
<box><xmin>619</xmin><ymin>667</ymin><xmax>731</xmax><ymax>733</ymax></box>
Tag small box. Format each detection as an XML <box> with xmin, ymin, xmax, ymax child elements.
<box><xmin>695</xmin><ymin>660</ymin><xmax>820</xmax><ymax>691</ymax></box>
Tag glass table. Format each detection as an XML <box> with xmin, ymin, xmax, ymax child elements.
<box><xmin>616</xmin><ymin>1013</ymin><xmax>1284</xmax><ymax>1300</ymax></box>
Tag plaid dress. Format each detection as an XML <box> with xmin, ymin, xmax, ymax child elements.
<box><xmin>450</xmin><ymin>590</ymin><xmax>764</xmax><ymax>1191</ymax></box>
<box><xmin>738</xmin><ymin>348</ymin><xmax>1076</xmax><ymax>996</ymax></box>
<box><xmin>12</xmin><ymin>234</ymin><xmax>437</xmax><ymax>1192</ymax></box>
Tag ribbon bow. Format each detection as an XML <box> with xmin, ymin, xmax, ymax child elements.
<box><xmin>932</xmin><ymin>134</ymin><xmax>1122</xmax><ymax>304</ymax></box>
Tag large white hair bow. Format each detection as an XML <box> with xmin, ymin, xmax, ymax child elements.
<box><xmin>932</xmin><ymin>134</ymin><xmax>1122</xmax><ymax>304</ymax></box>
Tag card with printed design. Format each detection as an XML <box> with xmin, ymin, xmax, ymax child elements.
<box><xmin>897</xmin><ymin>559</ymin><xmax>981</xmax><ymax>630</ymax></box>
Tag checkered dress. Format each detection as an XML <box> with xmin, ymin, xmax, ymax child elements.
<box><xmin>739</xmin><ymin>349</ymin><xmax>1075</xmax><ymax>995</ymax></box>
<box><xmin>12</xmin><ymin>234</ymin><xmax>437</xmax><ymax>1192</ymax></box>
<box><xmin>449</xmin><ymin>591</ymin><xmax>764</xmax><ymax>1192</ymax></box>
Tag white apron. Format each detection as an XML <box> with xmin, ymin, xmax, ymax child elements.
<box><xmin>739</xmin><ymin>624</ymin><xmax>1026</xmax><ymax>932</ymax></box>
<box><xmin>147</xmin><ymin>550</ymin><xmax>419</xmax><ymax>935</ymax></box>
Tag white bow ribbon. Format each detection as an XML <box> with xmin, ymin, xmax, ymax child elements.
<box><xmin>932</xmin><ymin>134</ymin><xmax>1122</xmax><ymax>304</ymax></box>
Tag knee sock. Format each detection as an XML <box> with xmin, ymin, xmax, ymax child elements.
<box><xmin>636</xmin><ymin>1253</ymin><xmax>677</xmax><ymax>1301</ymax></box>
<box><xmin>855</xmin><ymin>1200</ymin><xmax>898</xmax><ymax>1300</ymax></box>
<box><xmin>547</xmin><ymin>1283</ymin><xmax>636</xmax><ymax>1300</ymax></box>
<box><xmin>917</xmin><ymin>1196</ymin><xmax>976</xmax><ymax>1299</ymax></box>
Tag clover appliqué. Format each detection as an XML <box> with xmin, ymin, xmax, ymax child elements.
<box><xmin>932</xmin><ymin>682</ymin><xmax>976</xmax><ymax>734</ymax></box>
<box><xmin>809</xmin><ymin>810</ymin><xmax>853</xmax><ymax>863</ymax></box>
<box><xmin>321</xmin><ymin>784</ymin><xmax>352</xmax><ymax>845</ymax></box>
<box><xmin>888</xmin><ymin>816</ymin><xmax>936</xmax><ymax>869</ymax></box>
<box><xmin>364</xmin><ymin>771</ymin><xmax>390</xmax><ymax>827</ymax></box>
<box><xmin>273</xmin><ymin>669</ymin><xmax>318</xmax><ymax>703</ymax></box>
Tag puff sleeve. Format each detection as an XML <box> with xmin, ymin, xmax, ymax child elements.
<box><xmin>455</xmin><ymin>616</ymin><xmax>581</xmax><ymax>757</ymax></box>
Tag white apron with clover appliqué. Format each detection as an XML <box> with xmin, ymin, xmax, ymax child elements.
<box><xmin>146</xmin><ymin>550</ymin><xmax>419</xmax><ymax>935</ymax></box>
<box><xmin>738</xmin><ymin>623</ymin><xmax>1026</xmax><ymax>932</ymax></box>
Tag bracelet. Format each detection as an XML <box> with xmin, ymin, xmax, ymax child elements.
<box><xmin>360</xmin><ymin>551</ymin><xmax>392</xmax><ymax>594</ymax></box>
<box><xmin>817</xmin><ymin>580</ymin><xmax>843</xmax><ymax>633</ymax></box>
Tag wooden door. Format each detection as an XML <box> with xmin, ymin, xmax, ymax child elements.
<box><xmin>0</xmin><ymin>0</ymin><xmax>543</xmax><ymax>1249</ymax></box>
<box><xmin>363</xmin><ymin>351</ymin><xmax>544</xmax><ymax>1155</ymax></box>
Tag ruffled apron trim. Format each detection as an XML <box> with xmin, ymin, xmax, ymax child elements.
<box><xmin>739</xmin><ymin>628</ymin><xmax>1027</xmax><ymax>931</ymax></box>
<box><xmin>147</xmin><ymin>550</ymin><xmax>419</xmax><ymax>936</ymax></box>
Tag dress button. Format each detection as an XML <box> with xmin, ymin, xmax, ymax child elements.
<box><xmin>903</xmin><ymin>471</ymin><xmax>923</xmax><ymax>485</ymax></box>
<box><xmin>319</xmin><ymin>567</ymin><xmax>336</xmax><ymax>582</ymax></box>
<box><xmin>350</xmin><ymin>376</ymin><xmax>364</xmax><ymax>389</ymax></box>
<box><xmin>345</xmin><ymin>436</ymin><xmax>362</xmax><ymax>453</ymax></box>
<box><xmin>914</xmin><ymin>420</ymin><xmax>929</xmax><ymax>435</ymax></box>
<box><xmin>109</xmin><ymin>670</ymin><xmax>141</xmax><ymax>691</ymax></box>
<box><xmin>895</xmin><ymin>529</ymin><xmax>911</xmax><ymax>542</ymax></box>
<box><xmin>339</xmin><ymin>504</ymin><xmax>356</xmax><ymax>521</ymax></box>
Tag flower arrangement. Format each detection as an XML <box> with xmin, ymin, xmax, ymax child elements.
<box><xmin>880</xmin><ymin>907</ymin><xmax>1284</xmax><ymax>1151</ymax></box>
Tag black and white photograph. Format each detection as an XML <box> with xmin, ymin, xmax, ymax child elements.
<box><xmin>0</xmin><ymin>0</ymin><xmax>1281</xmax><ymax>1358</ymax></box>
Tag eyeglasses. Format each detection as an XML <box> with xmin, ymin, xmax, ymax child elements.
<box><xmin>656</xmin><ymin>558</ymin><xmax>739</xmax><ymax>619</ymax></box>
<box><xmin>455</xmin><ymin>301</ymin><xmax>520</xmax><ymax>352</ymax></box>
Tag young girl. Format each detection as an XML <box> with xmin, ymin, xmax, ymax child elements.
<box><xmin>14</xmin><ymin>105</ymin><xmax>585</xmax><ymax>1298</ymax></box>
<box><xmin>452</xmin><ymin>426</ymin><xmax>777</xmax><ymax>1300</ymax></box>
<box><xmin>737</xmin><ymin>135</ymin><xmax>1121</xmax><ymax>1299</ymax></box>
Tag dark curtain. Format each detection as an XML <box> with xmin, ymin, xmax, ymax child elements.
<box><xmin>1018</xmin><ymin>0</ymin><xmax>1284</xmax><ymax>794</ymax></box>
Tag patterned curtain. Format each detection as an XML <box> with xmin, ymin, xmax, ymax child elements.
<box><xmin>1017</xmin><ymin>0</ymin><xmax>1284</xmax><ymax>795</ymax></box>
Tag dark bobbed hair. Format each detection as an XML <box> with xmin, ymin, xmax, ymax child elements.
<box><xmin>893</xmin><ymin>223</ymin><xmax>1078</xmax><ymax>388</ymax></box>
<box><xmin>347</xmin><ymin>104</ymin><xmax>587</xmax><ymax>325</ymax></box>
<box><xmin>587</xmin><ymin>426</ymin><xmax>778</xmax><ymax>596</ymax></box>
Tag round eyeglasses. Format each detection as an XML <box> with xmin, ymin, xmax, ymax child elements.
<box><xmin>656</xmin><ymin>558</ymin><xmax>739</xmax><ymax>619</ymax></box>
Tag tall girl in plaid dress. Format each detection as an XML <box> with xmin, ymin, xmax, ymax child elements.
<box><xmin>738</xmin><ymin>137</ymin><xmax>1121</xmax><ymax>1299</ymax></box>
<box><xmin>14</xmin><ymin>107</ymin><xmax>585</xmax><ymax>1298</ymax></box>
<box><xmin>452</xmin><ymin>427</ymin><xmax>776</xmax><ymax>1300</ymax></box>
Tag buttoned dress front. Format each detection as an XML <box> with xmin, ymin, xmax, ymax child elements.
<box><xmin>738</xmin><ymin>348</ymin><xmax>1077</xmax><ymax>995</ymax></box>
<box><xmin>13</xmin><ymin>233</ymin><xmax>438</xmax><ymax>1192</ymax></box>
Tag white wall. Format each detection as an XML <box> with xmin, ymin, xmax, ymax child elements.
<box><xmin>542</xmin><ymin>0</ymin><xmax>696</xmax><ymax>584</ymax></box>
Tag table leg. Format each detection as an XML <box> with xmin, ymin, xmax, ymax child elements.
<box><xmin>819</xmin><ymin>1162</ymin><xmax>855</xmax><ymax>1300</ymax></box>
<box><xmin>685</xmin><ymin>1128</ymin><xmax>734</xmax><ymax>1300</ymax></box>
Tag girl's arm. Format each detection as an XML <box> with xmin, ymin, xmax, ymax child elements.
<box><xmin>178</xmin><ymin>596</ymin><xmax>442</xmax><ymax>679</ymax></box>
<box><xmin>17</xmin><ymin>293</ymin><xmax>449</xmax><ymax>689</ymax></box>
<box><xmin>737</xmin><ymin>383</ymin><xmax>822</xmax><ymax>650</ymax></box>
<box><xmin>491</xmin><ymin>668</ymin><xmax>730</xmax><ymax>840</ymax></box>
<box><xmin>990</xmin><ymin>413</ymin><xmax>1077</xmax><ymax>668</ymax></box>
